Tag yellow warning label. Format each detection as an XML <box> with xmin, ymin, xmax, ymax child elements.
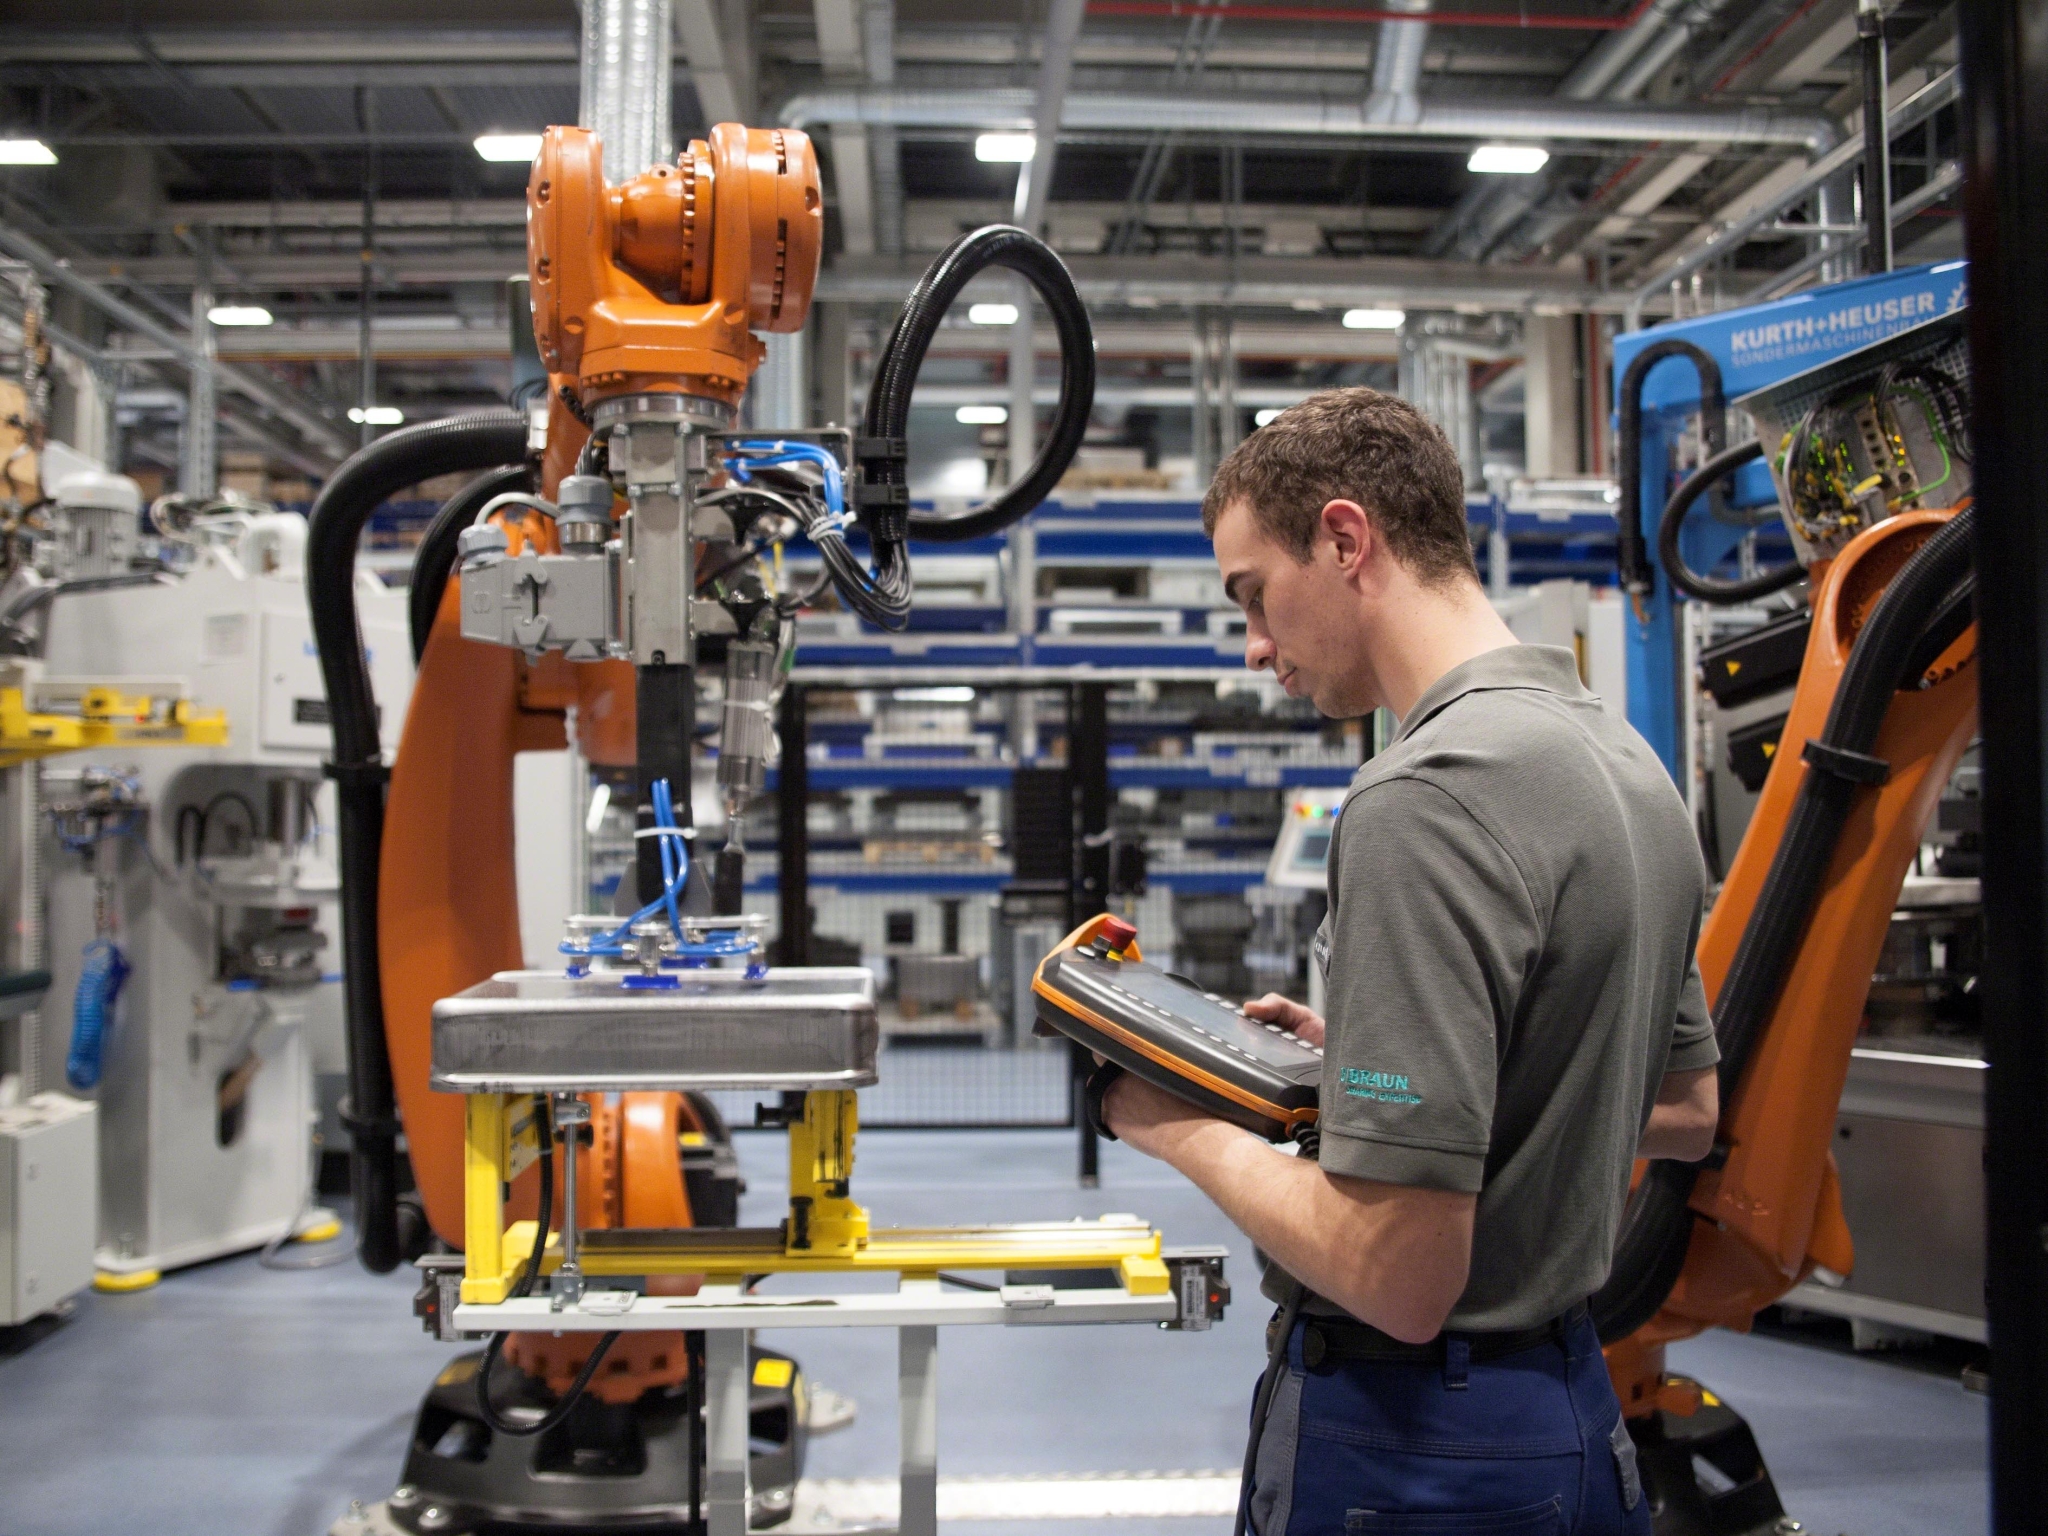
<box><xmin>1725</xmin><ymin>660</ymin><xmax>1742</xmax><ymax>675</ymax></box>
<box><xmin>1761</xmin><ymin>742</ymin><xmax>1776</xmax><ymax>757</ymax></box>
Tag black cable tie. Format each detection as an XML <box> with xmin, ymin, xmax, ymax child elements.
<box><xmin>855</xmin><ymin>435</ymin><xmax>907</xmax><ymax>463</ymax></box>
<box><xmin>854</xmin><ymin>482</ymin><xmax>910</xmax><ymax>512</ymax></box>
<box><xmin>322</xmin><ymin>758</ymin><xmax>392</xmax><ymax>791</ymax></box>
<box><xmin>1800</xmin><ymin>738</ymin><xmax>1891</xmax><ymax>785</ymax></box>
<box><xmin>336</xmin><ymin>1096</ymin><xmax>403</xmax><ymax>1141</ymax></box>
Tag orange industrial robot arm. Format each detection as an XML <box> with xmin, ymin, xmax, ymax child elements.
<box><xmin>367</xmin><ymin>123</ymin><xmax>821</xmax><ymax>1401</ymax></box>
<box><xmin>380</xmin><ymin>123</ymin><xmax>820</xmax><ymax>1258</ymax></box>
<box><xmin>1601</xmin><ymin>503</ymin><xmax>1978</xmax><ymax>1421</ymax></box>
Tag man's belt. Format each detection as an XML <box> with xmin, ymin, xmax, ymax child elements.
<box><xmin>1269</xmin><ymin>1301</ymin><xmax>1590</xmax><ymax>1370</ymax></box>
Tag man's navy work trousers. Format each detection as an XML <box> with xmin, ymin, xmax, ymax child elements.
<box><xmin>1246</xmin><ymin>1310</ymin><xmax>1651</xmax><ymax>1535</ymax></box>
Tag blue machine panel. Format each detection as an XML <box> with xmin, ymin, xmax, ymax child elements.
<box><xmin>1610</xmin><ymin>261</ymin><xmax>1970</xmax><ymax>777</ymax></box>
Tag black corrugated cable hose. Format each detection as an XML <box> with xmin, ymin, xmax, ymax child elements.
<box><xmin>1591</xmin><ymin>506</ymin><xmax>1977</xmax><ymax>1343</ymax></box>
<box><xmin>472</xmin><ymin>1099</ymin><xmax>623</xmax><ymax>1437</ymax></box>
<box><xmin>409</xmin><ymin>463</ymin><xmax>536</xmax><ymax>662</ymax></box>
<box><xmin>1658</xmin><ymin>439</ymin><xmax>1807</xmax><ymax>604</ymax></box>
<box><xmin>830</xmin><ymin>224</ymin><xmax>1094</xmax><ymax>629</ymax></box>
<box><xmin>1616</xmin><ymin>339</ymin><xmax>1726</xmax><ymax>598</ymax></box>
<box><xmin>305</xmin><ymin>410</ymin><xmax>530</xmax><ymax>1273</ymax></box>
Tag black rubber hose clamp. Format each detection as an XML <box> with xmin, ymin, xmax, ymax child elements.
<box><xmin>1083</xmin><ymin>1058</ymin><xmax>1126</xmax><ymax>1142</ymax></box>
<box><xmin>1800</xmin><ymin>738</ymin><xmax>1892</xmax><ymax>785</ymax></box>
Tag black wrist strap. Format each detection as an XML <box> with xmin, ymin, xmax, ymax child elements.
<box><xmin>1083</xmin><ymin>1059</ymin><xmax>1125</xmax><ymax>1142</ymax></box>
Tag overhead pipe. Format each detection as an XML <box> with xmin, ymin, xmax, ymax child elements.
<box><xmin>1429</xmin><ymin>0</ymin><xmax>1745</xmax><ymax>262</ymax></box>
<box><xmin>1086</xmin><ymin>0</ymin><xmax>1649</xmax><ymax>29</ymax></box>
<box><xmin>1366</xmin><ymin>0</ymin><xmax>1431</xmax><ymax>127</ymax></box>
<box><xmin>780</xmin><ymin>87</ymin><xmax>1838</xmax><ymax>152</ymax></box>
<box><xmin>579</xmin><ymin>0</ymin><xmax>674</xmax><ymax>182</ymax></box>
<box><xmin>1557</xmin><ymin>0</ymin><xmax>1699</xmax><ymax>100</ymax></box>
<box><xmin>1015</xmin><ymin>0</ymin><xmax>1088</xmax><ymax>231</ymax></box>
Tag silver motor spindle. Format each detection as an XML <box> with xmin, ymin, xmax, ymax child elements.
<box><xmin>717</xmin><ymin>638</ymin><xmax>777</xmax><ymax>843</ymax></box>
<box><xmin>712</xmin><ymin>637</ymin><xmax>777</xmax><ymax>913</ymax></box>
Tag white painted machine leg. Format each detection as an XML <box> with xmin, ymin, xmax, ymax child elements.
<box><xmin>705</xmin><ymin>1326</ymin><xmax>751</xmax><ymax>1536</ymax></box>
<box><xmin>899</xmin><ymin>1323</ymin><xmax>940</xmax><ymax>1536</ymax></box>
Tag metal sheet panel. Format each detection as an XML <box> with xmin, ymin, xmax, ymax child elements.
<box><xmin>430</xmin><ymin>967</ymin><xmax>880</xmax><ymax>1092</ymax></box>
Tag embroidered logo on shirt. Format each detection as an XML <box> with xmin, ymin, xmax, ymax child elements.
<box><xmin>1312</xmin><ymin>928</ymin><xmax>1331</xmax><ymax>978</ymax></box>
<box><xmin>1340</xmin><ymin>1067</ymin><xmax>1422</xmax><ymax>1107</ymax></box>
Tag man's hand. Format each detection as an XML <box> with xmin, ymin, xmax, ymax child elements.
<box><xmin>1100</xmin><ymin>1066</ymin><xmax>1473</xmax><ymax>1343</ymax></box>
<box><xmin>1098</xmin><ymin>1071</ymin><xmax>1242</xmax><ymax>1164</ymax></box>
<box><xmin>1244</xmin><ymin>992</ymin><xmax>1325</xmax><ymax>1048</ymax></box>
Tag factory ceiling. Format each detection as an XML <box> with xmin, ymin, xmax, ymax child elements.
<box><xmin>0</xmin><ymin>0</ymin><xmax>1963</xmax><ymax>471</ymax></box>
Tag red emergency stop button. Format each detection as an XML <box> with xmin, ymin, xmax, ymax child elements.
<box><xmin>1099</xmin><ymin>916</ymin><xmax>1138</xmax><ymax>954</ymax></box>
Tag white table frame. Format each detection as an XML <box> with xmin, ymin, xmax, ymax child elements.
<box><xmin>454</xmin><ymin>1276</ymin><xmax>1182</xmax><ymax>1536</ymax></box>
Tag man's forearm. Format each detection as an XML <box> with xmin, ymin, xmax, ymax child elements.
<box><xmin>1143</xmin><ymin>1118</ymin><xmax>1470</xmax><ymax>1343</ymax></box>
<box><xmin>1637</xmin><ymin>1067</ymin><xmax>1718</xmax><ymax>1162</ymax></box>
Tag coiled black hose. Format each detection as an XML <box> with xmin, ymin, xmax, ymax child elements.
<box><xmin>1617</xmin><ymin>339</ymin><xmax>1724</xmax><ymax>598</ymax></box>
<box><xmin>305</xmin><ymin>410</ymin><xmax>530</xmax><ymax>1273</ymax></box>
<box><xmin>409</xmin><ymin>464</ymin><xmax>535</xmax><ymax>662</ymax></box>
<box><xmin>1592</xmin><ymin>507</ymin><xmax>1977</xmax><ymax>1343</ymax></box>
<box><xmin>829</xmin><ymin>225</ymin><xmax>1094</xmax><ymax>629</ymax></box>
<box><xmin>1658</xmin><ymin>439</ymin><xmax>1807</xmax><ymax>604</ymax></box>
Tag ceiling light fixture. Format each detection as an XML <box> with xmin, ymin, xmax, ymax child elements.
<box><xmin>0</xmin><ymin>140</ymin><xmax>57</xmax><ymax>166</ymax></box>
<box><xmin>1342</xmin><ymin>307</ymin><xmax>1406</xmax><ymax>330</ymax></box>
<box><xmin>348</xmin><ymin>406</ymin><xmax>405</xmax><ymax>426</ymax></box>
<box><xmin>956</xmin><ymin>405</ymin><xmax>1010</xmax><ymax>425</ymax></box>
<box><xmin>1467</xmin><ymin>144</ymin><xmax>1550</xmax><ymax>175</ymax></box>
<box><xmin>207</xmin><ymin>305</ymin><xmax>274</xmax><ymax>327</ymax></box>
<box><xmin>974</xmin><ymin>132</ymin><xmax>1036</xmax><ymax>163</ymax></box>
<box><xmin>968</xmin><ymin>302</ymin><xmax>1019</xmax><ymax>326</ymax></box>
<box><xmin>474</xmin><ymin>133</ymin><xmax>544</xmax><ymax>163</ymax></box>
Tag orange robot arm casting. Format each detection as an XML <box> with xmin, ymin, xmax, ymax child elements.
<box><xmin>1607</xmin><ymin>506</ymin><xmax>1978</xmax><ymax>1415</ymax></box>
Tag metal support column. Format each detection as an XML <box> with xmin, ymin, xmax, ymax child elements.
<box><xmin>1216</xmin><ymin>307</ymin><xmax>1240</xmax><ymax>460</ymax></box>
<box><xmin>1073</xmin><ymin>683</ymin><xmax>1111</xmax><ymax>919</ymax></box>
<box><xmin>1007</xmin><ymin>279</ymin><xmax>1035</xmax><ymax>489</ymax></box>
<box><xmin>182</xmin><ymin>226</ymin><xmax>217</xmax><ymax>499</ymax></box>
<box><xmin>703</xmin><ymin>1320</ymin><xmax>751</xmax><ymax>1536</ymax></box>
<box><xmin>1958</xmin><ymin>0</ymin><xmax>2048</xmax><ymax>1524</ymax></box>
<box><xmin>777</xmin><ymin>683</ymin><xmax>810</xmax><ymax>964</ymax></box>
<box><xmin>1859</xmin><ymin>0</ymin><xmax>1894</xmax><ymax>274</ymax></box>
<box><xmin>356</xmin><ymin>89</ymin><xmax>378</xmax><ymax>448</ymax></box>
<box><xmin>1069</xmin><ymin>682</ymin><xmax>1110</xmax><ymax>1186</ymax></box>
<box><xmin>898</xmin><ymin>1316</ymin><xmax>940</xmax><ymax>1536</ymax></box>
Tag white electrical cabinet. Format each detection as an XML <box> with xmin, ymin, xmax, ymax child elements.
<box><xmin>0</xmin><ymin>1093</ymin><xmax>98</xmax><ymax>1324</ymax></box>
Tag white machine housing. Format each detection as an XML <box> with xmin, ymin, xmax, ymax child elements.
<box><xmin>36</xmin><ymin>504</ymin><xmax>413</xmax><ymax>1278</ymax></box>
<box><xmin>0</xmin><ymin>1091</ymin><xmax>97</xmax><ymax>1324</ymax></box>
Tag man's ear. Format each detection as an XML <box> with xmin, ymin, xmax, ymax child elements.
<box><xmin>1320</xmin><ymin>499</ymin><xmax>1374</xmax><ymax>576</ymax></box>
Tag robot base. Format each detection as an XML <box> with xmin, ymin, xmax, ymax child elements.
<box><xmin>1629</xmin><ymin>1386</ymin><xmax>1799</xmax><ymax>1536</ymax></box>
<box><xmin>341</xmin><ymin>1344</ymin><xmax>806</xmax><ymax>1534</ymax></box>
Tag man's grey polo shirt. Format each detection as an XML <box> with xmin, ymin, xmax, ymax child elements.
<box><xmin>1307</xmin><ymin>643</ymin><xmax>1718</xmax><ymax>1332</ymax></box>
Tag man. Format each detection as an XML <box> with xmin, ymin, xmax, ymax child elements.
<box><xmin>1101</xmin><ymin>387</ymin><xmax>1721</xmax><ymax>1535</ymax></box>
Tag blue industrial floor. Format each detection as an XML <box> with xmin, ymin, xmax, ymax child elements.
<box><xmin>0</xmin><ymin>1129</ymin><xmax>1988</xmax><ymax>1536</ymax></box>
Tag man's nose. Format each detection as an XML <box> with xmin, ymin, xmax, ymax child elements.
<box><xmin>1244</xmin><ymin>629</ymin><xmax>1275</xmax><ymax>672</ymax></box>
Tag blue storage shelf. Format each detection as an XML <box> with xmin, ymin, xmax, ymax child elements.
<box><xmin>765</xmin><ymin>759</ymin><xmax>1355</xmax><ymax>791</ymax></box>
<box><xmin>743</xmin><ymin>861</ymin><xmax>1270</xmax><ymax>896</ymax></box>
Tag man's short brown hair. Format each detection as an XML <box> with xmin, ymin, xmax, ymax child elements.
<box><xmin>1201</xmin><ymin>387</ymin><xmax>1477</xmax><ymax>586</ymax></box>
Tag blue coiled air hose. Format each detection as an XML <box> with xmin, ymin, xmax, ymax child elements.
<box><xmin>66</xmin><ymin>939</ymin><xmax>130</xmax><ymax>1092</ymax></box>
